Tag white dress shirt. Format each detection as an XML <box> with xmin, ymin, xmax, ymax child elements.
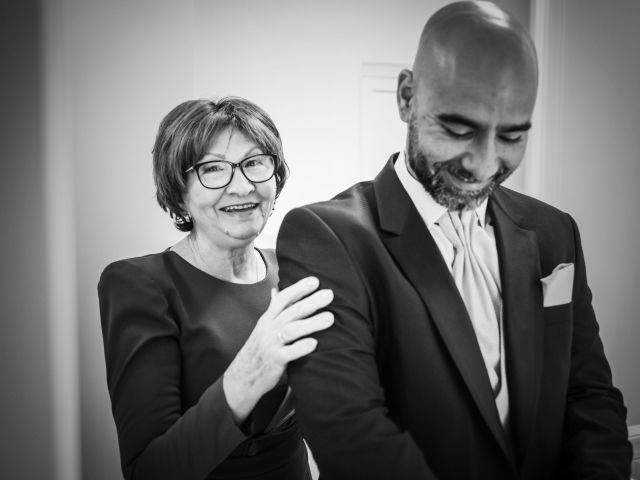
<box><xmin>394</xmin><ymin>151</ymin><xmax>510</xmax><ymax>428</ymax></box>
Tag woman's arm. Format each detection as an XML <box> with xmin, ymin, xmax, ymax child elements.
<box><xmin>98</xmin><ymin>260</ymin><xmax>333</xmax><ymax>480</ymax></box>
<box><xmin>99</xmin><ymin>260</ymin><xmax>246</xmax><ymax>479</ymax></box>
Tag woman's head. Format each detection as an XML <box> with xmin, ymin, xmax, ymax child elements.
<box><xmin>153</xmin><ymin>97</ymin><xmax>289</xmax><ymax>232</ymax></box>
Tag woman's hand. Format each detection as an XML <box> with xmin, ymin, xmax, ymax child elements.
<box><xmin>222</xmin><ymin>276</ymin><xmax>334</xmax><ymax>425</ymax></box>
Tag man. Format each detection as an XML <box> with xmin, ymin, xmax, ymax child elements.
<box><xmin>276</xmin><ymin>2</ymin><xmax>632</xmax><ymax>479</ymax></box>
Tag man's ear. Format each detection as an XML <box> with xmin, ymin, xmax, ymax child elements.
<box><xmin>397</xmin><ymin>69</ymin><xmax>414</xmax><ymax>123</ymax></box>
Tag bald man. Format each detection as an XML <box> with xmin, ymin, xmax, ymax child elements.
<box><xmin>276</xmin><ymin>2</ymin><xmax>632</xmax><ymax>479</ymax></box>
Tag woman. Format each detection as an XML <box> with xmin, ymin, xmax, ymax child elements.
<box><xmin>98</xmin><ymin>97</ymin><xmax>333</xmax><ymax>480</ymax></box>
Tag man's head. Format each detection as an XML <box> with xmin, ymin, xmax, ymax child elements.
<box><xmin>397</xmin><ymin>1</ymin><xmax>538</xmax><ymax>211</ymax></box>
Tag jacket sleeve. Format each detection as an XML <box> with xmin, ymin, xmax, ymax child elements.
<box><xmin>559</xmin><ymin>214</ymin><xmax>632</xmax><ymax>479</ymax></box>
<box><xmin>98</xmin><ymin>261</ymin><xmax>247</xmax><ymax>480</ymax></box>
<box><xmin>277</xmin><ymin>206</ymin><xmax>438</xmax><ymax>480</ymax></box>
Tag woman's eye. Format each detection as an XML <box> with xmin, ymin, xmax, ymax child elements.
<box><xmin>200</xmin><ymin>164</ymin><xmax>224</xmax><ymax>174</ymax></box>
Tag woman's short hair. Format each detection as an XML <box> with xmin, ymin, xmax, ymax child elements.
<box><xmin>152</xmin><ymin>96</ymin><xmax>289</xmax><ymax>231</ymax></box>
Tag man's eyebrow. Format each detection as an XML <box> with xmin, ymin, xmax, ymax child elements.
<box><xmin>500</xmin><ymin>121</ymin><xmax>532</xmax><ymax>133</ymax></box>
<box><xmin>436</xmin><ymin>113</ymin><xmax>479</xmax><ymax>129</ymax></box>
<box><xmin>436</xmin><ymin>113</ymin><xmax>532</xmax><ymax>133</ymax></box>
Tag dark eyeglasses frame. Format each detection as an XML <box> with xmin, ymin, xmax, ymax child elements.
<box><xmin>184</xmin><ymin>153</ymin><xmax>277</xmax><ymax>190</ymax></box>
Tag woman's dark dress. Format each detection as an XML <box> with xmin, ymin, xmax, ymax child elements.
<box><xmin>98</xmin><ymin>249</ymin><xmax>310</xmax><ymax>480</ymax></box>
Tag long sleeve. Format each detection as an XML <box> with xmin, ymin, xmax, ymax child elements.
<box><xmin>559</xmin><ymin>215</ymin><xmax>632</xmax><ymax>478</ymax></box>
<box><xmin>277</xmin><ymin>207</ymin><xmax>437</xmax><ymax>480</ymax></box>
<box><xmin>98</xmin><ymin>260</ymin><xmax>247</xmax><ymax>480</ymax></box>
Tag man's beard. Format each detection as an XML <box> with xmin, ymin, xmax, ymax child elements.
<box><xmin>406</xmin><ymin>121</ymin><xmax>513</xmax><ymax>211</ymax></box>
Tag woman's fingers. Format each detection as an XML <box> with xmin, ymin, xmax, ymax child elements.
<box><xmin>265</xmin><ymin>276</ymin><xmax>320</xmax><ymax>317</ymax></box>
<box><xmin>223</xmin><ymin>279</ymin><xmax>334</xmax><ymax>410</ymax></box>
<box><xmin>277</xmin><ymin>288</ymin><xmax>334</xmax><ymax>324</ymax></box>
<box><xmin>278</xmin><ymin>312</ymin><xmax>334</xmax><ymax>345</ymax></box>
<box><xmin>279</xmin><ymin>337</ymin><xmax>319</xmax><ymax>363</ymax></box>
<box><xmin>275</xmin><ymin>313</ymin><xmax>334</xmax><ymax>363</ymax></box>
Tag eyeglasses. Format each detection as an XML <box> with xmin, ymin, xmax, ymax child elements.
<box><xmin>185</xmin><ymin>153</ymin><xmax>276</xmax><ymax>189</ymax></box>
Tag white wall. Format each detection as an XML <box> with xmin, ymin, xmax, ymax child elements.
<box><xmin>536</xmin><ymin>0</ymin><xmax>640</xmax><ymax>425</ymax></box>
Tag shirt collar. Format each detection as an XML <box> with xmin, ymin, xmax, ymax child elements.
<box><xmin>393</xmin><ymin>150</ymin><xmax>489</xmax><ymax>228</ymax></box>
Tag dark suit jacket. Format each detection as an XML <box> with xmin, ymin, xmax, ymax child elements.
<box><xmin>276</xmin><ymin>156</ymin><xmax>631</xmax><ymax>480</ymax></box>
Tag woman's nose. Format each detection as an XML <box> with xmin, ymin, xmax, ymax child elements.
<box><xmin>225</xmin><ymin>166</ymin><xmax>255</xmax><ymax>195</ymax></box>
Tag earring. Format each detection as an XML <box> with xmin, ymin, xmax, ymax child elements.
<box><xmin>175</xmin><ymin>211</ymin><xmax>192</xmax><ymax>226</ymax></box>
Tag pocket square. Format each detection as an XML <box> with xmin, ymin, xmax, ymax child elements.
<box><xmin>541</xmin><ymin>263</ymin><xmax>574</xmax><ymax>307</ymax></box>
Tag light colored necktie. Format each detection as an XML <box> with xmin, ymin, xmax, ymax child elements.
<box><xmin>437</xmin><ymin>209</ymin><xmax>509</xmax><ymax>426</ymax></box>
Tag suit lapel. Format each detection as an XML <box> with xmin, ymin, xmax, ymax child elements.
<box><xmin>489</xmin><ymin>189</ymin><xmax>543</xmax><ymax>468</ymax></box>
<box><xmin>374</xmin><ymin>158</ymin><xmax>515</xmax><ymax>464</ymax></box>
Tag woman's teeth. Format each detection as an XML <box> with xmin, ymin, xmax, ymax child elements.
<box><xmin>220</xmin><ymin>203</ymin><xmax>258</xmax><ymax>213</ymax></box>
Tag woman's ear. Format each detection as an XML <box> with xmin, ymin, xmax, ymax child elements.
<box><xmin>176</xmin><ymin>199</ymin><xmax>191</xmax><ymax>220</ymax></box>
<box><xmin>396</xmin><ymin>69</ymin><xmax>414</xmax><ymax>123</ymax></box>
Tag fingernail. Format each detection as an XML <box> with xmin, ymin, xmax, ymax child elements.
<box><xmin>306</xmin><ymin>277</ymin><xmax>319</xmax><ymax>287</ymax></box>
<box><xmin>323</xmin><ymin>314</ymin><xmax>334</xmax><ymax>325</ymax></box>
<box><xmin>320</xmin><ymin>289</ymin><xmax>333</xmax><ymax>299</ymax></box>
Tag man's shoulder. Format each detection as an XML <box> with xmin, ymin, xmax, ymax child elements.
<box><xmin>494</xmin><ymin>186</ymin><xmax>568</xmax><ymax>216</ymax></box>
<box><xmin>492</xmin><ymin>186</ymin><xmax>574</xmax><ymax>234</ymax></box>
<box><xmin>285</xmin><ymin>180</ymin><xmax>377</xmax><ymax>230</ymax></box>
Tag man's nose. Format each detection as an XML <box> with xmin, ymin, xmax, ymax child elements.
<box><xmin>226</xmin><ymin>166</ymin><xmax>255</xmax><ymax>195</ymax></box>
<box><xmin>462</xmin><ymin>136</ymin><xmax>500</xmax><ymax>182</ymax></box>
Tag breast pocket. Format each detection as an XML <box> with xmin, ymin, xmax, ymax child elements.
<box><xmin>543</xmin><ymin>302</ymin><xmax>573</xmax><ymax>325</ymax></box>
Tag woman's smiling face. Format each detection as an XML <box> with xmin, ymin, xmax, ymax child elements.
<box><xmin>182</xmin><ymin>127</ymin><xmax>276</xmax><ymax>248</ymax></box>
